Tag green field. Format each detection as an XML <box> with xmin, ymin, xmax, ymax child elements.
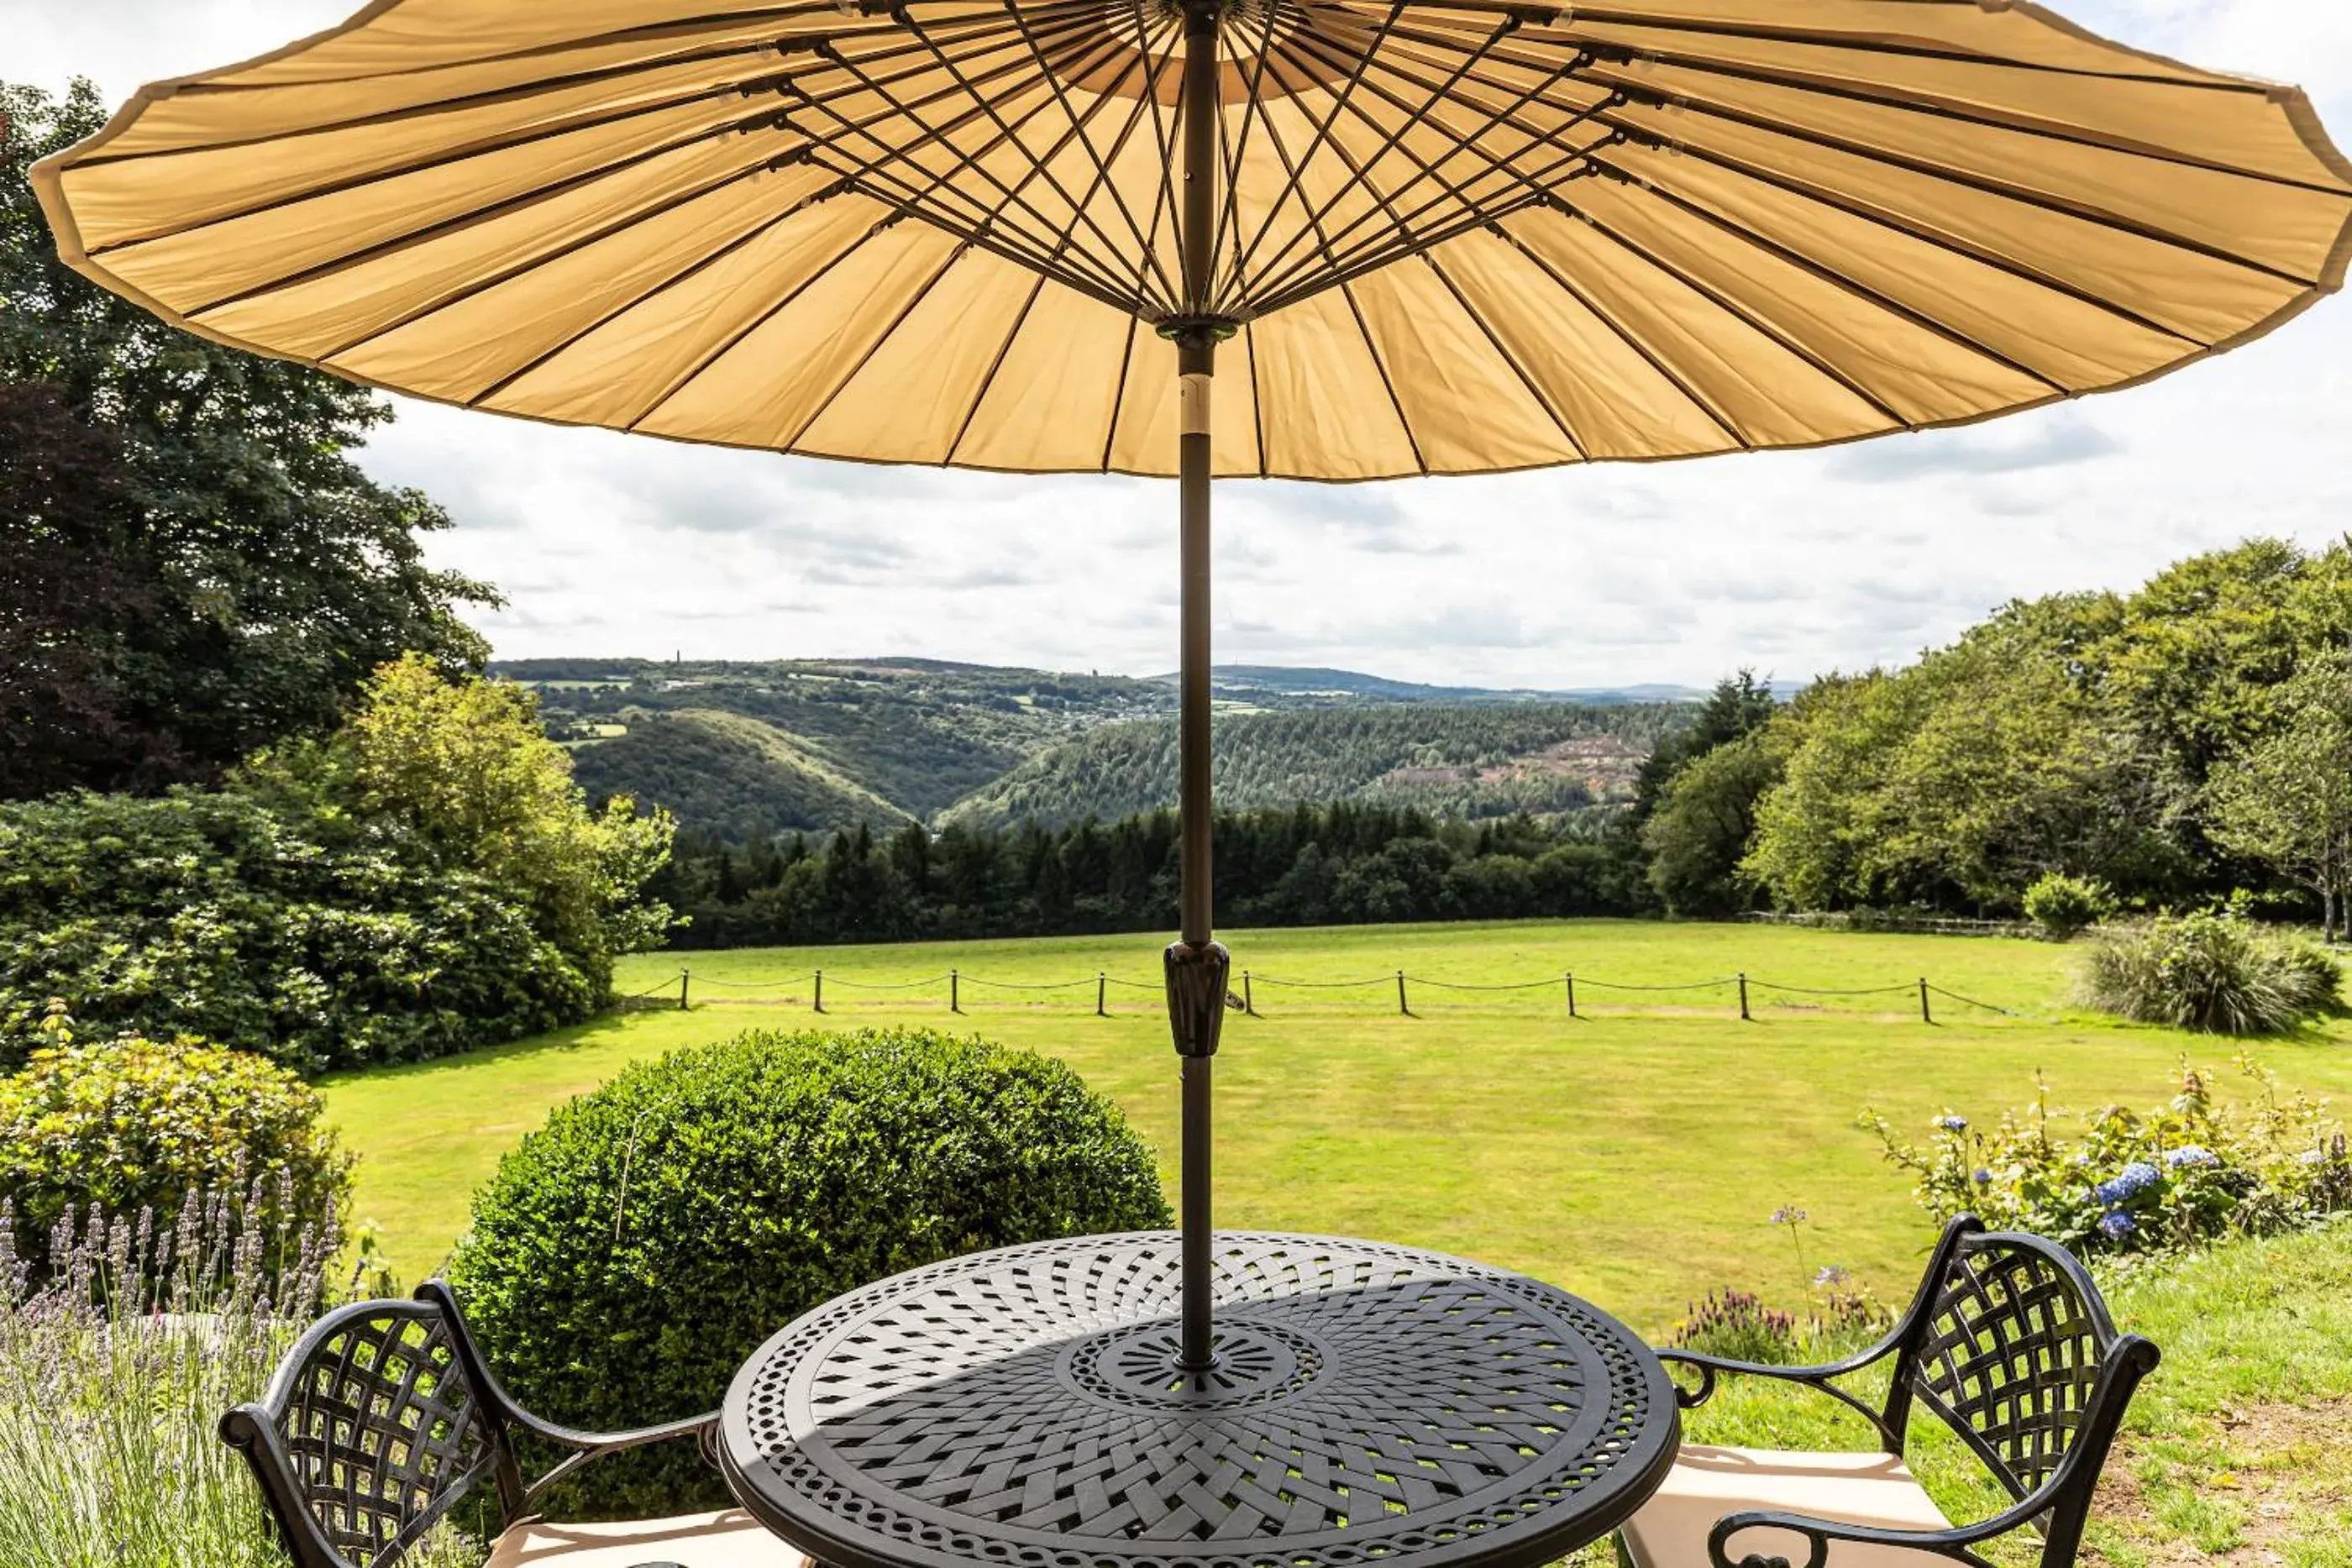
<box><xmin>323</xmin><ymin>919</ymin><xmax>2352</xmax><ymax>1333</ymax></box>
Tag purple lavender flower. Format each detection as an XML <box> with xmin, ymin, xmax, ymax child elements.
<box><xmin>2097</xmin><ymin>1210</ymin><xmax>2136</xmax><ymax>1241</ymax></box>
<box><xmin>2164</xmin><ymin>1146</ymin><xmax>2218</xmax><ymax>1170</ymax></box>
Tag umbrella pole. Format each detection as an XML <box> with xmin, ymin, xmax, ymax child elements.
<box><xmin>1166</xmin><ymin>0</ymin><xmax>1230</xmax><ymax>1376</ymax></box>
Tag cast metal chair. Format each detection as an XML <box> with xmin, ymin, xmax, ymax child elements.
<box><xmin>220</xmin><ymin>1278</ymin><xmax>805</xmax><ymax>1568</ymax></box>
<box><xmin>1622</xmin><ymin>1215</ymin><xmax>2159</xmax><ymax>1568</ymax></box>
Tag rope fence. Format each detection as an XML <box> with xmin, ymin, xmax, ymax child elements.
<box><xmin>622</xmin><ymin>962</ymin><xmax>2026</xmax><ymax>1024</ymax></box>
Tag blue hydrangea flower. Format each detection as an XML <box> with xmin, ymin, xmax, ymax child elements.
<box><xmin>1972</xmin><ymin>1167</ymin><xmax>1994</xmax><ymax>1185</ymax></box>
<box><xmin>2097</xmin><ymin>1210</ymin><xmax>2136</xmax><ymax>1241</ymax></box>
<box><xmin>2164</xmin><ymin>1146</ymin><xmax>2218</xmax><ymax>1170</ymax></box>
<box><xmin>2092</xmin><ymin>1161</ymin><xmax>2162</xmax><ymax>1206</ymax></box>
<box><xmin>1934</xmin><ymin>1114</ymin><xmax>1969</xmax><ymax>1133</ymax></box>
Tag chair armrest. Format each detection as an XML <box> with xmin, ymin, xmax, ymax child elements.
<box><xmin>1705</xmin><ymin>1508</ymin><xmax>2007</xmax><ymax>1568</ymax></box>
<box><xmin>1654</xmin><ymin>1344</ymin><xmax>1902</xmax><ymax>1448</ymax></box>
<box><xmin>504</xmin><ymin>1408</ymin><xmax>722</xmax><ymax>1513</ymax></box>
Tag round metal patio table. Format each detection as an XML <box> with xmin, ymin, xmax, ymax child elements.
<box><xmin>719</xmin><ymin>1231</ymin><xmax>1680</xmax><ymax>1568</ymax></box>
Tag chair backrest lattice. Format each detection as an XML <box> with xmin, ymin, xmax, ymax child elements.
<box><xmin>1904</xmin><ymin>1235</ymin><xmax>2108</xmax><ymax>1502</ymax></box>
<box><xmin>271</xmin><ymin>1303</ymin><xmax>498</xmax><ymax>1567</ymax></box>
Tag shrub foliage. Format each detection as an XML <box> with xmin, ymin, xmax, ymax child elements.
<box><xmin>2078</xmin><ymin>910</ymin><xmax>2339</xmax><ymax>1034</ymax></box>
<box><xmin>1869</xmin><ymin>1060</ymin><xmax>2352</xmax><ymax>1257</ymax></box>
<box><xmin>0</xmin><ymin>1014</ymin><xmax>352</xmax><ymax>1282</ymax></box>
<box><xmin>2023</xmin><ymin>872</ymin><xmax>2116</xmax><ymax>940</ymax></box>
<box><xmin>447</xmin><ymin>1027</ymin><xmax>1172</xmax><ymax>1517</ymax></box>
<box><xmin>0</xmin><ymin>658</ymin><xmax>671</xmax><ymax>1073</ymax></box>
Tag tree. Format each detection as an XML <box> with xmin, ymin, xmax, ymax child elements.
<box><xmin>249</xmin><ymin>656</ymin><xmax>675</xmax><ymax>991</ymax></box>
<box><xmin>1641</xmin><ymin>732</ymin><xmax>1780</xmax><ymax>915</ymax></box>
<box><xmin>2206</xmin><ymin>656</ymin><xmax>2352</xmax><ymax>940</ymax></box>
<box><xmin>2</xmin><ymin>81</ymin><xmax>497</xmax><ymax>797</ymax></box>
<box><xmin>0</xmin><ymin>381</ymin><xmax>159</xmax><ymax>794</ymax></box>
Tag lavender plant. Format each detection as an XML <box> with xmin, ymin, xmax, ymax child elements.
<box><xmin>0</xmin><ymin>1183</ymin><xmax>479</xmax><ymax>1568</ymax></box>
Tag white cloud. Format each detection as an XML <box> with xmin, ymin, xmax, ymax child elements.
<box><xmin>15</xmin><ymin>0</ymin><xmax>2352</xmax><ymax>687</ymax></box>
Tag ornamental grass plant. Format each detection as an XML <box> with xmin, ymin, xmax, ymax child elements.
<box><xmin>2077</xmin><ymin>908</ymin><xmax>2339</xmax><ymax>1034</ymax></box>
<box><xmin>0</xmin><ymin>1184</ymin><xmax>476</xmax><ymax>1568</ymax></box>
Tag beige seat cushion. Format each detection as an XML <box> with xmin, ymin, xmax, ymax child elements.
<box><xmin>1619</xmin><ymin>1445</ymin><xmax>1956</xmax><ymax>1568</ymax></box>
<box><xmin>486</xmin><ymin>1508</ymin><xmax>813</xmax><ymax>1568</ymax></box>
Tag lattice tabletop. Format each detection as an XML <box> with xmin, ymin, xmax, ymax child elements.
<box><xmin>720</xmin><ymin>1232</ymin><xmax>1678</xmax><ymax>1568</ymax></box>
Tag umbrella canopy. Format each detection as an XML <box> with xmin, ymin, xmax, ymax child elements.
<box><xmin>35</xmin><ymin>0</ymin><xmax>2350</xmax><ymax>1375</ymax></box>
<box><xmin>34</xmin><ymin>0</ymin><xmax>2352</xmax><ymax>480</ymax></box>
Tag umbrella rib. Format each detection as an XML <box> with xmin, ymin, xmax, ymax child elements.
<box><xmin>1244</xmin><ymin>323</ymin><xmax>1266</xmax><ymax>477</ymax></box>
<box><xmin>61</xmin><ymin>40</ymin><xmax>785</xmax><ymax>167</ymax></box>
<box><xmin>983</xmin><ymin>1</ymin><xmax>1189</xmax><ymax>310</ymax></box>
<box><xmin>1241</xmin><ymin>34</ymin><xmax>1613</xmax><ymax>310</ymax></box>
<box><xmin>458</xmin><ymin>181</ymin><xmax>844</xmax><ymax>411</ymax></box>
<box><xmin>1240</xmin><ymin>60</ymin><xmax>1428</xmax><ymax>475</ymax></box>
<box><xmin>1227</xmin><ymin>0</ymin><xmax>1410</xmax><ymax>298</ymax></box>
<box><xmin>1233</xmin><ymin>11</ymin><xmax>1524</xmax><ymax>296</ymax></box>
<box><xmin>942</xmin><ymin>272</ymin><xmax>1049</xmax><ymax>465</ymax></box>
<box><xmin>1587</xmin><ymin>156</ymin><xmax>2075</xmax><ymax>394</ymax></box>
<box><xmin>1238</xmin><ymin>40</ymin><xmax>1586</xmax><ymax>457</ymax></box>
<box><xmin>1099</xmin><ymin>315</ymin><xmax>1142</xmax><ymax>472</ymax></box>
<box><xmin>1213</xmin><ymin>0</ymin><xmax>1295</xmax><ymax>309</ymax></box>
<box><xmin>1561</xmin><ymin>42</ymin><xmax>2352</xmax><ymax>197</ymax></box>
<box><xmin>777</xmin><ymin>239</ymin><xmax>972</xmax><ymax>450</ymax></box>
<box><xmin>1484</xmin><ymin>219</ymin><xmax>1751</xmax><ymax>450</ymax></box>
<box><xmin>1428</xmin><ymin>2</ymin><xmax>2289</xmax><ymax>92</ymax></box>
<box><xmin>1575</xmin><ymin>80</ymin><xmax>2334</xmax><ymax>290</ymax></box>
<box><xmin>806</xmin><ymin>29</ymin><xmax>1167</xmax><ymax>312</ymax></box>
<box><xmin>75</xmin><ymin>4</ymin><xmax>1093</xmax><ymax>257</ymax></box>
<box><xmin>893</xmin><ymin>8</ymin><xmax>1172</xmax><ymax>307</ymax></box>
<box><xmin>1242</xmin><ymin>35</ymin><xmax>1616</xmax><ymax>309</ymax></box>
<box><xmin>150</xmin><ymin>4</ymin><xmax>869</xmax><ymax>92</ymax></box>
<box><xmin>1117</xmin><ymin>0</ymin><xmax>1186</xmax><ymax>311</ymax></box>
<box><xmin>791</xmin><ymin>35</ymin><xmax>1166</xmax><ymax>310</ymax></box>
<box><xmin>1601</xmin><ymin>136</ymin><xmax>2210</xmax><ymax>349</ymax></box>
<box><xmin>618</xmin><ymin>208</ymin><xmax>891</xmax><ymax>431</ymax></box>
<box><xmin>1564</xmin><ymin>203</ymin><xmax>1915</xmax><ymax>427</ymax></box>
<box><xmin>175</xmin><ymin>128</ymin><xmax>776</xmax><ymax>324</ymax></box>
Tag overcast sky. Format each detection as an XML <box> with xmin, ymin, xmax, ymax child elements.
<box><xmin>16</xmin><ymin>1</ymin><xmax>2352</xmax><ymax>686</ymax></box>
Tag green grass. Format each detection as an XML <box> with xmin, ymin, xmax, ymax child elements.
<box><xmin>323</xmin><ymin>919</ymin><xmax>2352</xmax><ymax>1330</ymax></box>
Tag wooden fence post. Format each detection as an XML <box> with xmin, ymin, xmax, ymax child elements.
<box><xmin>1242</xmin><ymin>971</ymin><xmax>1254</xmax><ymax>1015</ymax></box>
<box><xmin>813</xmin><ymin>969</ymin><xmax>823</xmax><ymax>1014</ymax></box>
<box><xmin>1565</xmin><ymin>972</ymin><xmax>1576</xmax><ymax>1019</ymax></box>
<box><xmin>680</xmin><ymin>969</ymin><xmax>690</xmax><ymax>1011</ymax></box>
<box><xmin>1919</xmin><ymin>978</ymin><xmax>1932</xmax><ymax>1025</ymax></box>
<box><xmin>1738</xmin><ymin>972</ymin><xmax>1750</xmax><ymax>1020</ymax></box>
<box><xmin>950</xmin><ymin>968</ymin><xmax>961</xmax><ymax>1014</ymax></box>
<box><xmin>1397</xmin><ymin>970</ymin><xmax>1410</xmax><ymax>1016</ymax></box>
<box><xmin>1097</xmin><ymin>972</ymin><xmax>1107</xmax><ymax>1017</ymax></box>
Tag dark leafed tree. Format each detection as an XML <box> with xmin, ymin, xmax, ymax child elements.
<box><xmin>0</xmin><ymin>80</ymin><xmax>496</xmax><ymax>797</ymax></box>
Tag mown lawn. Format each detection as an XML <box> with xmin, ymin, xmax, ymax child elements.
<box><xmin>322</xmin><ymin>919</ymin><xmax>2352</xmax><ymax>1329</ymax></box>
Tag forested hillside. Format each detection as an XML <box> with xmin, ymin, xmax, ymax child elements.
<box><xmin>940</xmin><ymin>705</ymin><xmax>1676</xmax><ymax>829</ymax></box>
<box><xmin>504</xmin><ymin>658</ymin><xmax>1684</xmax><ymax>839</ymax></box>
<box><xmin>567</xmin><ymin>711</ymin><xmax>914</xmax><ymax>842</ymax></box>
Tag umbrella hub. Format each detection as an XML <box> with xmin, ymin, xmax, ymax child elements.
<box><xmin>1045</xmin><ymin>0</ymin><xmax>1358</xmax><ymax>106</ymax></box>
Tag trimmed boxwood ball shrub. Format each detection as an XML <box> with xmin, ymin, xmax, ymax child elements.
<box><xmin>445</xmin><ymin>1026</ymin><xmax>1171</xmax><ymax>1517</ymax></box>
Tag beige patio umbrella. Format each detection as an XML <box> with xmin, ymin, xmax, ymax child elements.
<box><xmin>36</xmin><ymin>0</ymin><xmax>2351</xmax><ymax>1370</ymax></box>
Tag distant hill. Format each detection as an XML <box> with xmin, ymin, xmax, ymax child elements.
<box><xmin>497</xmin><ymin>657</ymin><xmax>1701</xmax><ymax>840</ymax></box>
<box><xmin>937</xmin><ymin>704</ymin><xmax>1680</xmax><ymax>831</ymax></box>
<box><xmin>567</xmin><ymin>710</ymin><xmax>914</xmax><ymax>842</ymax></box>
